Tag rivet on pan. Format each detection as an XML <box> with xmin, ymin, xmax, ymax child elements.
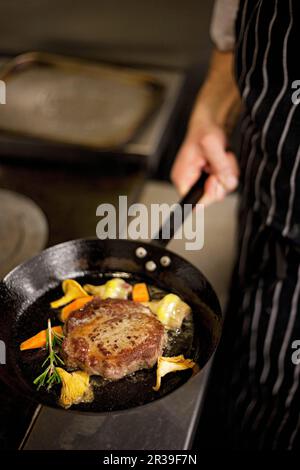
<box><xmin>160</xmin><ymin>256</ymin><xmax>171</xmax><ymax>267</ymax></box>
<box><xmin>145</xmin><ymin>260</ymin><xmax>157</xmax><ymax>272</ymax></box>
<box><xmin>135</xmin><ymin>247</ymin><xmax>147</xmax><ymax>258</ymax></box>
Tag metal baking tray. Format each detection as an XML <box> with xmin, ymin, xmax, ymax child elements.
<box><xmin>0</xmin><ymin>52</ymin><xmax>164</xmax><ymax>149</ymax></box>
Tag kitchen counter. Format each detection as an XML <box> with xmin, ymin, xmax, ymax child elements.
<box><xmin>22</xmin><ymin>180</ymin><xmax>238</xmax><ymax>450</ymax></box>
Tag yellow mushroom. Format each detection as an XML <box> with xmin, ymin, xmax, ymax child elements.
<box><xmin>84</xmin><ymin>278</ymin><xmax>132</xmax><ymax>300</ymax></box>
<box><xmin>50</xmin><ymin>279</ymin><xmax>88</xmax><ymax>309</ymax></box>
<box><xmin>57</xmin><ymin>368</ymin><xmax>94</xmax><ymax>409</ymax></box>
<box><xmin>155</xmin><ymin>294</ymin><xmax>191</xmax><ymax>329</ymax></box>
<box><xmin>83</xmin><ymin>283</ymin><xmax>105</xmax><ymax>297</ymax></box>
<box><xmin>153</xmin><ymin>355</ymin><xmax>195</xmax><ymax>391</ymax></box>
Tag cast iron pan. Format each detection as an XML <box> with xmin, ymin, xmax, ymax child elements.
<box><xmin>0</xmin><ymin>173</ymin><xmax>222</xmax><ymax>412</ymax></box>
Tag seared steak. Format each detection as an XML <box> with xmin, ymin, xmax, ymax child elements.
<box><xmin>62</xmin><ymin>297</ymin><xmax>166</xmax><ymax>380</ymax></box>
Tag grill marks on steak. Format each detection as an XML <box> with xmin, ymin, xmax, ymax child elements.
<box><xmin>62</xmin><ymin>297</ymin><xmax>166</xmax><ymax>380</ymax></box>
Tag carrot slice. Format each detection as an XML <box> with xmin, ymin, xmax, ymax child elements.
<box><xmin>132</xmin><ymin>283</ymin><xmax>150</xmax><ymax>302</ymax></box>
<box><xmin>20</xmin><ymin>325</ymin><xmax>63</xmax><ymax>351</ymax></box>
<box><xmin>60</xmin><ymin>296</ymin><xmax>94</xmax><ymax>322</ymax></box>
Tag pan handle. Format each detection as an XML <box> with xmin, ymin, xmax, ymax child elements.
<box><xmin>151</xmin><ymin>172</ymin><xmax>209</xmax><ymax>248</ymax></box>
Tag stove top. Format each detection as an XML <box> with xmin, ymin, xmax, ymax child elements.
<box><xmin>0</xmin><ymin>190</ymin><xmax>48</xmax><ymax>278</ymax></box>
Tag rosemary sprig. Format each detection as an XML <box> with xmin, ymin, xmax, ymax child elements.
<box><xmin>33</xmin><ymin>318</ymin><xmax>64</xmax><ymax>391</ymax></box>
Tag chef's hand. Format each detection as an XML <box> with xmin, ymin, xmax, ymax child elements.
<box><xmin>171</xmin><ymin>49</ymin><xmax>241</xmax><ymax>206</ymax></box>
<box><xmin>171</xmin><ymin>122</ymin><xmax>239</xmax><ymax>206</ymax></box>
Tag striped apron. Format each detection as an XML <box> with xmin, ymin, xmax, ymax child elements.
<box><xmin>205</xmin><ymin>0</ymin><xmax>300</xmax><ymax>450</ymax></box>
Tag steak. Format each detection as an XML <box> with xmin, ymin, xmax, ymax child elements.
<box><xmin>62</xmin><ymin>297</ymin><xmax>166</xmax><ymax>380</ymax></box>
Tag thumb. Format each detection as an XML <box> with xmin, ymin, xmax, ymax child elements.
<box><xmin>201</xmin><ymin>133</ymin><xmax>239</xmax><ymax>191</ymax></box>
<box><xmin>171</xmin><ymin>140</ymin><xmax>205</xmax><ymax>196</ymax></box>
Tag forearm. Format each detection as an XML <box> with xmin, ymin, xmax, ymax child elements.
<box><xmin>188</xmin><ymin>49</ymin><xmax>241</xmax><ymax>136</ymax></box>
<box><xmin>171</xmin><ymin>3</ymin><xmax>240</xmax><ymax>204</ymax></box>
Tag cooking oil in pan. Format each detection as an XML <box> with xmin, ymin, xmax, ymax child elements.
<box><xmin>15</xmin><ymin>273</ymin><xmax>197</xmax><ymax>412</ymax></box>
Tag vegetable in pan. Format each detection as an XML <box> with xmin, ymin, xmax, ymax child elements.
<box><xmin>20</xmin><ymin>277</ymin><xmax>196</xmax><ymax>408</ymax></box>
<box><xmin>156</xmin><ymin>294</ymin><xmax>191</xmax><ymax>329</ymax></box>
<box><xmin>57</xmin><ymin>368</ymin><xmax>93</xmax><ymax>409</ymax></box>
<box><xmin>84</xmin><ymin>278</ymin><xmax>132</xmax><ymax>299</ymax></box>
<box><xmin>20</xmin><ymin>325</ymin><xmax>63</xmax><ymax>351</ymax></box>
<box><xmin>60</xmin><ymin>296</ymin><xmax>94</xmax><ymax>322</ymax></box>
<box><xmin>50</xmin><ymin>279</ymin><xmax>88</xmax><ymax>308</ymax></box>
<box><xmin>143</xmin><ymin>293</ymin><xmax>191</xmax><ymax>329</ymax></box>
<box><xmin>153</xmin><ymin>355</ymin><xmax>195</xmax><ymax>391</ymax></box>
<box><xmin>132</xmin><ymin>283</ymin><xmax>150</xmax><ymax>302</ymax></box>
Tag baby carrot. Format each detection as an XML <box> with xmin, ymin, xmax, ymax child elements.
<box><xmin>20</xmin><ymin>325</ymin><xmax>63</xmax><ymax>351</ymax></box>
<box><xmin>132</xmin><ymin>283</ymin><xmax>150</xmax><ymax>302</ymax></box>
<box><xmin>60</xmin><ymin>295</ymin><xmax>94</xmax><ymax>322</ymax></box>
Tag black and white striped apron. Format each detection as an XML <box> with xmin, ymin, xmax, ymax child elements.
<box><xmin>204</xmin><ymin>0</ymin><xmax>300</xmax><ymax>450</ymax></box>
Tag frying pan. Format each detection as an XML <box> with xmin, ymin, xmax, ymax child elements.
<box><xmin>0</xmin><ymin>173</ymin><xmax>222</xmax><ymax>413</ymax></box>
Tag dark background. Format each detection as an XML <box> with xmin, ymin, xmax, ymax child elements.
<box><xmin>0</xmin><ymin>0</ymin><xmax>213</xmax><ymax>69</ymax></box>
